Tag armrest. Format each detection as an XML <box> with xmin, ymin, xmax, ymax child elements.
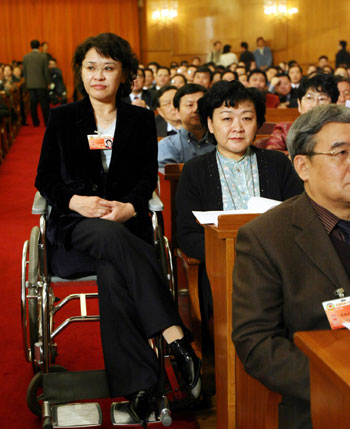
<box><xmin>148</xmin><ymin>191</ymin><xmax>164</xmax><ymax>212</ymax></box>
<box><xmin>32</xmin><ymin>191</ymin><xmax>48</xmax><ymax>215</ymax></box>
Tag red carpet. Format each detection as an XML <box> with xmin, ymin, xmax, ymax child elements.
<box><xmin>0</xmin><ymin>119</ymin><xmax>199</xmax><ymax>428</ymax></box>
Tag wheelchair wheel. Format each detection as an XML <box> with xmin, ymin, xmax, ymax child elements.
<box><xmin>29</xmin><ymin>226</ymin><xmax>40</xmax><ymax>372</ymax></box>
<box><xmin>27</xmin><ymin>365</ymin><xmax>66</xmax><ymax>416</ymax></box>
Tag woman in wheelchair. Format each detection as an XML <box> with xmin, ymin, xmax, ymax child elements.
<box><xmin>175</xmin><ymin>80</ymin><xmax>304</xmax><ymax>325</ymax></box>
<box><xmin>35</xmin><ymin>32</ymin><xmax>200</xmax><ymax>426</ymax></box>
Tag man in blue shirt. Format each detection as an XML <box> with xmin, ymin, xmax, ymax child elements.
<box><xmin>158</xmin><ymin>84</ymin><xmax>215</xmax><ymax>168</ymax></box>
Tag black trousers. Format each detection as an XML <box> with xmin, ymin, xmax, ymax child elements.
<box><xmin>70</xmin><ymin>219</ymin><xmax>181</xmax><ymax>397</ymax></box>
<box><xmin>28</xmin><ymin>88</ymin><xmax>50</xmax><ymax>126</ymax></box>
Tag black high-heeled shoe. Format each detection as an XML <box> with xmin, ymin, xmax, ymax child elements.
<box><xmin>170</xmin><ymin>338</ymin><xmax>202</xmax><ymax>395</ymax></box>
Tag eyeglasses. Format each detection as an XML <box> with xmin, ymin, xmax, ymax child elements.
<box><xmin>302</xmin><ymin>93</ymin><xmax>331</xmax><ymax>105</ymax></box>
<box><xmin>82</xmin><ymin>63</ymin><xmax>121</xmax><ymax>75</ymax></box>
<box><xmin>305</xmin><ymin>146</ymin><xmax>350</xmax><ymax>163</ymax></box>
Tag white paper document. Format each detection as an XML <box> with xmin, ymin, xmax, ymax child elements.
<box><xmin>193</xmin><ymin>197</ymin><xmax>281</xmax><ymax>225</ymax></box>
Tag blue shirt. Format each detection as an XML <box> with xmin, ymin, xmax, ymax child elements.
<box><xmin>158</xmin><ymin>127</ymin><xmax>215</xmax><ymax>168</ymax></box>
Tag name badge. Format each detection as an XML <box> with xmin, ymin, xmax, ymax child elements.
<box><xmin>87</xmin><ymin>134</ymin><xmax>113</xmax><ymax>150</ymax></box>
<box><xmin>322</xmin><ymin>297</ymin><xmax>350</xmax><ymax>330</ymax></box>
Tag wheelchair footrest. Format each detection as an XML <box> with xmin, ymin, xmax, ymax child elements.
<box><xmin>51</xmin><ymin>402</ymin><xmax>102</xmax><ymax>428</ymax></box>
<box><xmin>110</xmin><ymin>401</ymin><xmax>158</xmax><ymax>426</ymax></box>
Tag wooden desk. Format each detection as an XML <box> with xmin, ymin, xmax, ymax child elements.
<box><xmin>204</xmin><ymin>214</ymin><xmax>281</xmax><ymax>429</ymax></box>
<box><xmin>295</xmin><ymin>329</ymin><xmax>350</xmax><ymax>429</ymax></box>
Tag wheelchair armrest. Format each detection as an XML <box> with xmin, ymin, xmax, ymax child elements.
<box><xmin>32</xmin><ymin>191</ymin><xmax>48</xmax><ymax>215</ymax></box>
<box><xmin>148</xmin><ymin>191</ymin><xmax>164</xmax><ymax>212</ymax></box>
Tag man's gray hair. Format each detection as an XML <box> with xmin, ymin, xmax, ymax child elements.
<box><xmin>287</xmin><ymin>104</ymin><xmax>350</xmax><ymax>160</ymax></box>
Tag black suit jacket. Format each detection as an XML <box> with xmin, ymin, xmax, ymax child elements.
<box><xmin>121</xmin><ymin>90</ymin><xmax>153</xmax><ymax>108</ymax></box>
<box><xmin>35</xmin><ymin>96</ymin><xmax>158</xmax><ymax>248</ymax></box>
<box><xmin>155</xmin><ymin>115</ymin><xmax>168</xmax><ymax>137</ymax></box>
<box><xmin>232</xmin><ymin>193</ymin><xmax>350</xmax><ymax>428</ymax></box>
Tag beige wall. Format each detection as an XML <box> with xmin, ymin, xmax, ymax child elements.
<box><xmin>140</xmin><ymin>0</ymin><xmax>350</xmax><ymax>69</ymax></box>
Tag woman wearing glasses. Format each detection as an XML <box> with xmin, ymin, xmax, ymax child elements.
<box><xmin>265</xmin><ymin>73</ymin><xmax>339</xmax><ymax>151</ymax></box>
<box><xmin>35</xmin><ymin>33</ymin><xmax>200</xmax><ymax>426</ymax></box>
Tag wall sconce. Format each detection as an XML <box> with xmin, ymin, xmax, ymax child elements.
<box><xmin>264</xmin><ymin>1</ymin><xmax>298</xmax><ymax>17</ymax></box>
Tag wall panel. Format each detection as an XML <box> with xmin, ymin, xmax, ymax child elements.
<box><xmin>0</xmin><ymin>0</ymin><xmax>140</xmax><ymax>97</ymax></box>
<box><xmin>141</xmin><ymin>0</ymin><xmax>350</xmax><ymax>70</ymax></box>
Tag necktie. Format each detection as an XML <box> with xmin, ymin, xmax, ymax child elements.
<box><xmin>337</xmin><ymin>220</ymin><xmax>350</xmax><ymax>244</ymax></box>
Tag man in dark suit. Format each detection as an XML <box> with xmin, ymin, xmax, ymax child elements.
<box><xmin>23</xmin><ymin>39</ymin><xmax>51</xmax><ymax>126</ymax></box>
<box><xmin>232</xmin><ymin>104</ymin><xmax>350</xmax><ymax>429</ymax></box>
<box><xmin>121</xmin><ymin>67</ymin><xmax>152</xmax><ymax>108</ymax></box>
<box><xmin>153</xmin><ymin>85</ymin><xmax>181</xmax><ymax>137</ymax></box>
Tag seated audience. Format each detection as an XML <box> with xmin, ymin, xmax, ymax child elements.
<box><xmin>334</xmin><ymin>66</ymin><xmax>348</xmax><ymax>77</ymax></box>
<box><xmin>248</xmin><ymin>69</ymin><xmax>280</xmax><ymax>107</ymax></box>
<box><xmin>219</xmin><ymin>44</ymin><xmax>238</xmax><ymax>68</ymax></box>
<box><xmin>153</xmin><ymin>85</ymin><xmax>181</xmax><ymax>137</ymax></box>
<box><xmin>269</xmin><ymin>73</ymin><xmax>298</xmax><ymax>108</ymax></box>
<box><xmin>192</xmin><ymin>56</ymin><xmax>201</xmax><ymax>66</ymax></box>
<box><xmin>154</xmin><ymin>66</ymin><xmax>171</xmax><ymax>90</ymax></box>
<box><xmin>266</xmin><ymin>66</ymin><xmax>279</xmax><ymax>85</ymax></box>
<box><xmin>238</xmin><ymin>73</ymin><xmax>248</xmax><ymax>87</ymax></box>
<box><xmin>232</xmin><ymin>104</ymin><xmax>350</xmax><ymax>429</ymax></box>
<box><xmin>334</xmin><ymin>76</ymin><xmax>350</xmax><ymax>105</ymax></box>
<box><xmin>186</xmin><ymin>65</ymin><xmax>198</xmax><ymax>83</ymax></box>
<box><xmin>318</xmin><ymin>55</ymin><xmax>329</xmax><ymax>69</ymax></box>
<box><xmin>175</xmin><ymin>80</ymin><xmax>303</xmax><ymax>325</ymax></box>
<box><xmin>307</xmin><ymin>64</ymin><xmax>317</xmax><ymax>76</ymax></box>
<box><xmin>122</xmin><ymin>67</ymin><xmax>152</xmax><ymax>108</ymax></box>
<box><xmin>170</xmin><ymin>73</ymin><xmax>187</xmax><ymax>88</ymax></box>
<box><xmin>212</xmin><ymin>71</ymin><xmax>222</xmax><ymax>84</ymax></box>
<box><xmin>266</xmin><ymin>73</ymin><xmax>338</xmax><ymax>151</ymax></box>
<box><xmin>143</xmin><ymin>67</ymin><xmax>154</xmax><ymax>90</ymax></box>
<box><xmin>289</xmin><ymin>64</ymin><xmax>303</xmax><ymax>88</ymax></box>
<box><xmin>158</xmin><ymin>83</ymin><xmax>214</xmax><ymax>167</ymax></box>
<box><xmin>222</xmin><ymin>70</ymin><xmax>237</xmax><ymax>81</ymax></box>
<box><xmin>322</xmin><ymin>65</ymin><xmax>334</xmax><ymax>75</ymax></box>
<box><xmin>193</xmin><ymin>66</ymin><xmax>213</xmax><ymax>89</ymax></box>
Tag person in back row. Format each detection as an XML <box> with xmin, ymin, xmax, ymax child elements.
<box><xmin>248</xmin><ymin>69</ymin><xmax>280</xmax><ymax>107</ymax></box>
<box><xmin>175</xmin><ymin>80</ymin><xmax>303</xmax><ymax>327</ymax></box>
<box><xmin>266</xmin><ymin>73</ymin><xmax>339</xmax><ymax>151</ymax></box>
<box><xmin>153</xmin><ymin>85</ymin><xmax>181</xmax><ymax>137</ymax></box>
<box><xmin>158</xmin><ymin>83</ymin><xmax>215</xmax><ymax>167</ymax></box>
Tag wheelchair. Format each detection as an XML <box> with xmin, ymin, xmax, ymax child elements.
<box><xmin>21</xmin><ymin>191</ymin><xmax>199</xmax><ymax>429</ymax></box>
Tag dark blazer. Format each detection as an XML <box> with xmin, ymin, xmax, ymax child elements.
<box><xmin>35</xmin><ymin>96</ymin><xmax>158</xmax><ymax>249</ymax></box>
<box><xmin>155</xmin><ymin>115</ymin><xmax>168</xmax><ymax>137</ymax></box>
<box><xmin>232</xmin><ymin>193</ymin><xmax>350</xmax><ymax>429</ymax></box>
<box><xmin>175</xmin><ymin>147</ymin><xmax>304</xmax><ymax>262</ymax></box>
<box><xmin>121</xmin><ymin>89</ymin><xmax>153</xmax><ymax>108</ymax></box>
<box><xmin>22</xmin><ymin>50</ymin><xmax>50</xmax><ymax>89</ymax></box>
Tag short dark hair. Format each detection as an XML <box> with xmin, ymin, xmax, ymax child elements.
<box><xmin>276</xmin><ymin>73</ymin><xmax>291</xmax><ymax>82</ymax></box>
<box><xmin>173</xmin><ymin>83</ymin><xmax>207</xmax><ymax>109</ymax></box>
<box><xmin>223</xmin><ymin>44</ymin><xmax>231</xmax><ymax>54</ymax></box>
<box><xmin>156</xmin><ymin>66</ymin><xmax>170</xmax><ymax>76</ymax></box>
<box><xmin>153</xmin><ymin>85</ymin><xmax>178</xmax><ymax>108</ymax></box>
<box><xmin>318</xmin><ymin>55</ymin><xmax>328</xmax><ymax>61</ymax></box>
<box><xmin>136</xmin><ymin>67</ymin><xmax>145</xmax><ymax>78</ymax></box>
<box><xmin>288</xmin><ymin>64</ymin><xmax>303</xmax><ymax>74</ymax></box>
<box><xmin>222</xmin><ymin>70</ymin><xmax>238</xmax><ymax>80</ymax></box>
<box><xmin>193</xmin><ymin>66</ymin><xmax>213</xmax><ymax>81</ymax></box>
<box><xmin>30</xmin><ymin>40</ymin><xmax>40</xmax><ymax>49</ymax></box>
<box><xmin>248</xmin><ymin>69</ymin><xmax>267</xmax><ymax>84</ymax></box>
<box><xmin>297</xmin><ymin>73</ymin><xmax>339</xmax><ymax>103</ymax></box>
<box><xmin>72</xmin><ymin>32</ymin><xmax>138</xmax><ymax>99</ymax></box>
<box><xmin>256</xmin><ymin>37</ymin><xmax>265</xmax><ymax>44</ymax></box>
<box><xmin>147</xmin><ymin>61</ymin><xmax>160</xmax><ymax>71</ymax></box>
<box><xmin>171</xmin><ymin>73</ymin><xmax>187</xmax><ymax>85</ymax></box>
<box><xmin>340</xmin><ymin>40</ymin><xmax>347</xmax><ymax>49</ymax></box>
<box><xmin>198</xmin><ymin>80</ymin><xmax>266</xmax><ymax>130</ymax></box>
<box><xmin>240</xmin><ymin>42</ymin><xmax>248</xmax><ymax>50</ymax></box>
<box><xmin>144</xmin><ymin>67</ymin><xmax>154</xmax><ymax>76</ymax></box>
